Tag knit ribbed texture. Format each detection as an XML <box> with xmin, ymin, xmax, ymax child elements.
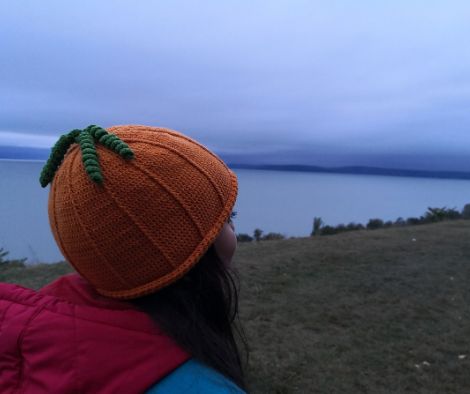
<box><xmin>48</xmin><ymin>125</ymin><xmax>238</xmax><ymax>299</ymax></box>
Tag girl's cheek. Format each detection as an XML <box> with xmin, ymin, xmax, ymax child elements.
<box><xmin>214</xmin><ymin>222</ymin><xmax>237</xmax><ymax>266</ymax></box>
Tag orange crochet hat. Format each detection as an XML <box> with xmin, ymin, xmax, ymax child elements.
<box><xmin>40</xmin><ymin>125</ymin><xmax>238</xmax><ymax>299</ymax></box>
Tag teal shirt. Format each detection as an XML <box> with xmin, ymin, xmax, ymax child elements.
<box><xmin>146</xmin><ymin>359</ymin><xmax>246</xmax><ymax>393</ymax></box>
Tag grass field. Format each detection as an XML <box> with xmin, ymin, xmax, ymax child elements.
<box><xmin>1</xmin><ymin>220</ymin><xmax>470</xmax><ymax>393</ymax></box>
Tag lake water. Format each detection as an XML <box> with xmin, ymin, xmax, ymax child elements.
<box><xmin>1</xmin><ymin>159</ymin><xmax>470</xmax><ymax>263</ymax></box>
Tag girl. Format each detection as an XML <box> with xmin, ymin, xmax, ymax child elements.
<box><xmin>0</xmin><ymin>125</ymin><xmax>247</xmax><ymax>393</ymax></box>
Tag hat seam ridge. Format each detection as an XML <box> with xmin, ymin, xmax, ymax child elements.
<box><xmin>101</xmin><ymin>176</ymin><xmax>175</xmax><ymax>269</ymax></box>
<box><xmin>130</xmin><ymin>160</ymin><xmax>206</xmax><ymax>238</ymax></box>
<box><xmin>66</xmin><ymin>151</ymin><xmax>133</xmax><ymax>289</ymax></box>
<box><xmin>121</xmin><ymin>138</ymin><xmax>226</xmax><ymax>205</ymax></box>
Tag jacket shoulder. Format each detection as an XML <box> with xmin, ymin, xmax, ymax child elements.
<box><xmin>146</xmin><ymin>359</ymin><xmax>245</xmax><ymax>393</ymax></box>
<box><xmin>0</xmin><ymin>277</ymin><xmax>190</xmax><ymax>393</ymax></box>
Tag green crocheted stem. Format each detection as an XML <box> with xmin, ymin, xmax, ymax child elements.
<box><xmin>39</xmin><ymin>130</ymin><xmax>80</xmax><ymax>187</ymax></box>
<box><xmin>87</xmin><ymin>125</ymin><xmax>134</xmax><ymax>159</ymax></box>
<box><xmin>77</xmin><ymin>130</ymin><xmax>103</xmax><ymax>184</ymax></box>
<box><xmin>39</xmin><ymin>125</ymin><xmax>135</xmax><ymax>187</ymax></box>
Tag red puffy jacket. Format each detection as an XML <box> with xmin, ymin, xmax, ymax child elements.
<box><xmin>0</xmin><ymin>273</ymin><xmax>190</xmax><ymax>393</ymax></box>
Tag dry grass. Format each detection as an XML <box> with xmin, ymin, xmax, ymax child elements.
<box><xmin>236</xmin><ymin>220</ymin><xmax>470</xmax><ymax>393</ymax></box>
<box><xmin>2</xmin><ymin>220</ymin><xmax>470</xmax><ymax>393</ymax></box>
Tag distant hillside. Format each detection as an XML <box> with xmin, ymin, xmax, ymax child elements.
<box><xmin>2</xmin><ymin>145</ymin><xmax>470</xmax><ymax>181</ymax></box>
<box><xmin>229</xmin><ymin>163</ymin><xmax>470</xmax><ymax>181</ymax></box>
<box><xmin>0</xmin><ymin>146</ymin><xmax>48</xmax><ymax>161</ymax></box>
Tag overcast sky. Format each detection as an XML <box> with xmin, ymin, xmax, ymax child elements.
<box><xmin>1</xmin><ymin>1</ymin><xmax>470</xmax><ymax>170</ymax></box>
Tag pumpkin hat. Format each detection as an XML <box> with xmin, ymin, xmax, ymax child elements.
<box><xmin>40</xmin><ymin>125</ymin><xmax>238</xmax><ymax>299</ymax></box>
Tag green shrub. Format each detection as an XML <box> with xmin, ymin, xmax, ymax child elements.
<box><xmin>318</xmin><ymin>222</ymin><xmax>365</xmax><ymax>236</ymax></box>
<box><xmin>253</xmin><ymin>228</ymin><xmax>263</xmax><ymax>242</ymax></box>
<box><xmin>0</xmin><ymin>248</ymin><xmax>27</xmax><ymax>267</ymax></box>
<box><xmin>346</xmin><ymin>222</ymin><xmax>364</xmax><ymax>231</ymax></box>
<box><xmin>367</xmin><ymin>218</ymin><xmax>384</xmax><ymax>230</ymax></box>
<box><xmin>311</xmin><ymin>217</ymin><xmax>323</xmax><ymax>236</ymax></box>
<box><xmin>0</xmin><ymin>248</ymin><xmax>8</xmax><ymax>263</ymax></box>
<box><xmin>446</xmin><ymin>208</ymin><xmax>462</xmax><ymax>220</ymax></box>
<box><xmin>237</xmin><ymin>233</ymin><xmax>253</xmax><ymax>242</ymax></box>
<box><xmin>320</xmin><ymin>225</ymin><xmax>338</xmax><ymax>236</ymax></box>
<box><xmin>394</xmin><ymin>217</ymin><xmax>405</xmax><ymax>226</ymax></box>
<box><xmin>262</xmin><ymin>232</ymin><xmax>286</xmax><ymax>241</ymax></box>
<box><xmin>463</xmin><ymin>204</ymin><xmax>470</xmax><ymax>219</ymax></box>
<box><xmin>424</xmin><ymin>207</ymin><xmax>461</xmax><ymax>223</ymax></box>
<box><xmin>406</xmin><ymin>217</ymin><xmax>422</xmax><ymax>225</ymax></box>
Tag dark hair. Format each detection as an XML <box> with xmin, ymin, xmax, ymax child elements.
<box><xmin>129</xmin><ymin>244</ymin><xmax>248</xmax><ymax>391</ymax></box>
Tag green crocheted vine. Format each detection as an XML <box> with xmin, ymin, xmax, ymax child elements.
<box><xmin>39</xmin><ymin>125</ymin><xmax>135</xmax><ymax>187</ymax></box>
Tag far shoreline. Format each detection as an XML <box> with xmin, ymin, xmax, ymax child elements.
<box><xmin>0</xmin><ymin>158</ymin><xmax>45</xmax><ymax>163</ymax></box>
<box><xmin>228</xmin><ymin>163</ymin><xmax>470</xmax><ymax>182</ymax></box>
<box><xmin>1</xmin><ymin>157</ymin><xmax>470</xmax><ymax>182</ymax></box>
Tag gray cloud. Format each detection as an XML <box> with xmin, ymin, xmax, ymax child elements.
<box><xmin>1</xmin><ymin>1</ymin><xmax>470</xmax><ymax>170</ymax></box>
